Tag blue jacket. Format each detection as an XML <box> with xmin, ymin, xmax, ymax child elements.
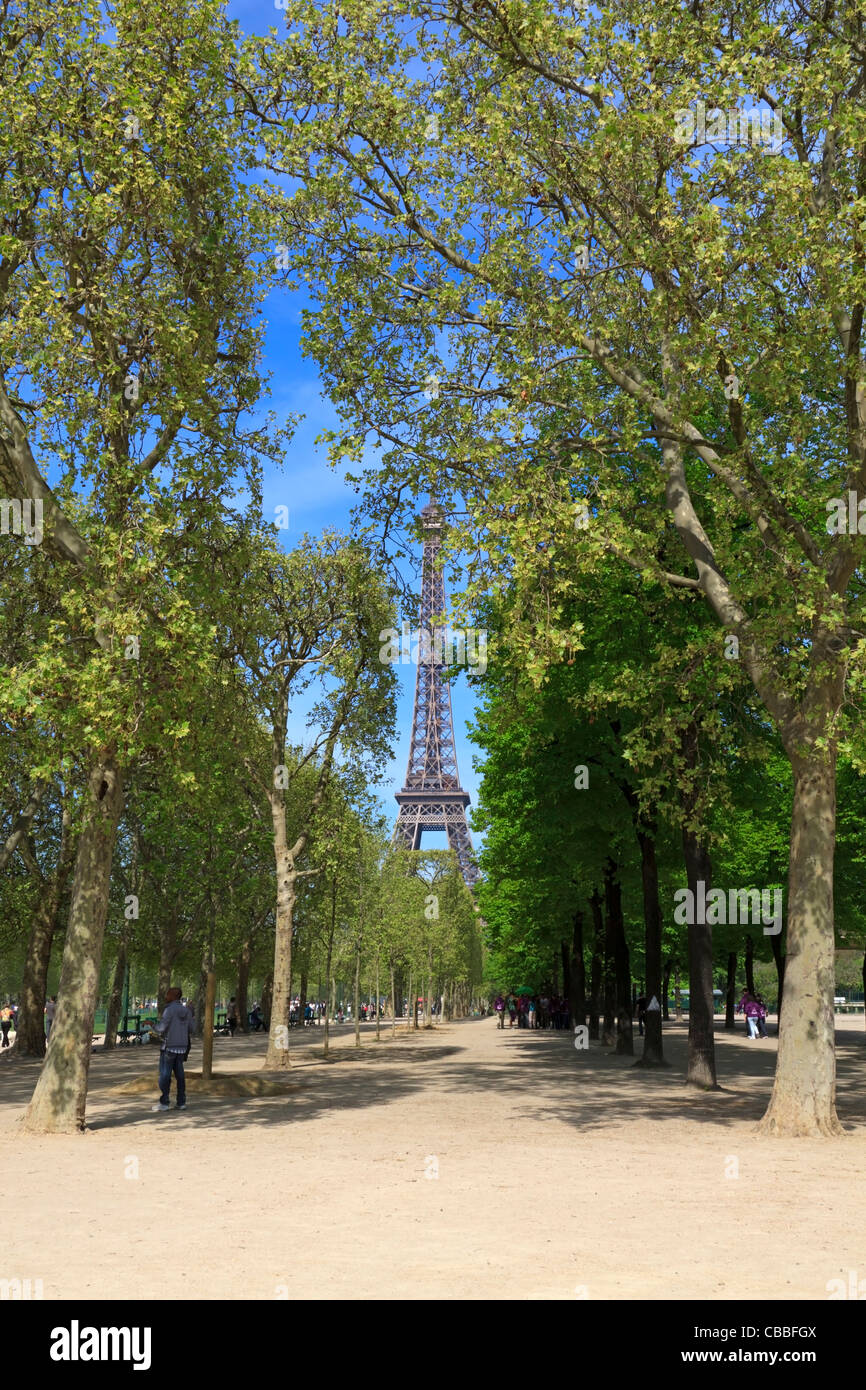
<box><xmin>154</xmin><ymin>1001</ymin><xmax>194</xmax><ymax>1052</ymax></box>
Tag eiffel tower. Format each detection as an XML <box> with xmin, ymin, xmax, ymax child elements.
<box><xmin>392</xmin><ymin>501</ymin><xmax>480</xmax><ymax>887</ymax></box>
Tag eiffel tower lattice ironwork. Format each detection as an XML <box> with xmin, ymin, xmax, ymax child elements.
<box><xmin>392</xmin><ymin>502</ymin><xmax>480</xmax><ymax>887</ymax></box>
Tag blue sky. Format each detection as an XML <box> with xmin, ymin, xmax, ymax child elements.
<box><xmin>228</xmin><ymin>0</ymin><xmax>484</xmax><ymax>849</ymax></box>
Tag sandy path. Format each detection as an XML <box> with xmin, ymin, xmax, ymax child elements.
<box><xmin>1</xmin><ymin>1016</ymin><xmax>865</xmax><ymax>1301</ymax></box>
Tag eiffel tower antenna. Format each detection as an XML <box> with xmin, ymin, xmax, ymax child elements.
<box><xmin>392</xmin><ymin>499</ymin><xmax>480</xmax><ymax>886</ymax></box>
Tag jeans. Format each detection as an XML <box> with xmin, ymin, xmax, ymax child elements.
<box><xmin>747</xmin><ymin>1016</ymin><xmax>759</xmax><ymax>1038</ymax></box>
<box><xmin>158</xmin><ymin>1050</ymin><xmax>186</xmax><ymax>1106</ymax></box>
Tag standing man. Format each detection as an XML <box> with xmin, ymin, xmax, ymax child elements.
<box><xmin>635</xmin><ymin>992</ymin><xmax>648</xmax><ymax>1038</ymax></box>
<box><xmin>0</xmin><ymin>1003</ymin><xmax>14</xmax><ymax>1048</ymax></box>
<box><xmin>227</xmin><ymin>997</ymin><xmax>239</xmax><ymax>1037</ymax></box>
<box><xmin>151</xmin><ymin>986</ymin><xmax>195</xmax><ymax>1113</ymax></box>
<box><xmin>44</xmin><ymin>996</ymin><xmax>56</xmax><ymax>1040</ymax></box>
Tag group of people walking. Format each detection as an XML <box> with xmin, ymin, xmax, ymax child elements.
<box><xmin>493</xmin><ymin>992</ymin><xmax>570</xmax><ymax>1030</ymax></box>
<box><xmin>492</xmin><ymin>987</ymin><xmax>772</xmax><ymax>1040</ymax></box>
<box><xmin>738</xmin><ymin>989</ymin><xmax>769</xmax><ymax>1038</ymax></box>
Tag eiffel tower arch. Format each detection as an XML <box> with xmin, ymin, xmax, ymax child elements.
<box><xmin>392</xmin><ymin>501</ymin><xmax>480</xmax><ymax>887</ymax></box>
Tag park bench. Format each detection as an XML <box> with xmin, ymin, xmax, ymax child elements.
<box><xmin>118</xmin><ymin>1015</ymin><xmax>144</xmax><ymax>1044</ymax></box>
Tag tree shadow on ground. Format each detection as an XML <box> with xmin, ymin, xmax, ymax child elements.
<box><xmin>86</xmin><ymin>1059</ymin><xmax>464</xmax><ymax>1133</ymax></box>
<box><xmin>460</xmin><ymin>1021</ymin><xmax>866</xmax><ymax>1132</ymax></box>
<box><xmin>4</xmin><ymin>1017</ymin><xmax>863</xmax><ymax>1136</ymax></box>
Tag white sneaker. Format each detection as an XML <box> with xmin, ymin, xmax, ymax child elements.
<box><xmin>152</xmin><ymin>1103</ymin><xmax>170</xmax><ymax>1113</ymax></box>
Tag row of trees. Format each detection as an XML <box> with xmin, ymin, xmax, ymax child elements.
<box><xmin>468</xmin><ymin>578</ymin><xmax>866</xmax><ymax>1074</ymax></box>
<box><xmin>0</xmin><ymin>0</ymin><xmax>482</xmax><ymax>1131</ymax></box>
<box><xmin>250</xmin><ymin>0</ymin><xmax>866</xmax><ymax>1135</ymax></box>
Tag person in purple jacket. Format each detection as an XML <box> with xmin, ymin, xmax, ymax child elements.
<box><xmin>739</xmin><ymin>990</ymin><xmax>760</xmax><ymax>1039</ymax></box>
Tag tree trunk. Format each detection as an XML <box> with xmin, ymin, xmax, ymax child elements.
<box><xmin>606</xmin><ymin>856</ymin><xmax>633</xmax><ymax>1050</ymax></box>
<box><xmin>299</xmin><ymin>967</ymin><xmax>308</xmax><ymax>1031</ymax></box>
<box><xmin>770</xmin><ymin>928</ymin><xmax>786</xmax><ymax>1024</ymax></box>
<box><xmin>635</xmin><ymin>827</ymin><xmax>664</xmax><ymax>1067</ymax></box>
<box><xmin>682</xmin><ymin>828</ymin><xmax>717</xmax><ymax>1089</ymax></box>
<box><xmin>353</xmin><ymin>933</ymin><xmax>361</xmax><ymax>1049</ymax></box>
<box><xmin>16</xmin><ymin>881</ymin><xmax>62</xmax><ymax>1058</ymax></box>
<box><xmin>607</xmin><ymin>864</ymin><xmax>633</xmax><ymax>1056</ymax></box>
<box><xmin>589</xmin><ymin>891</ymin><xmax>603</xmax><ymax>1040</ymax></box>
<box><xmin>674</xmin><ymin>965</ymin><xmax>682</xmax><ymax>1022</ymax></box>
<box><xmin>560</xmin><ymin>937</ymin><xmax>571</xmax><ymax>1016</ymax></box>
<box><xmin>375</xmin><ymin>952</ymin><xmax>381</xmax><ymax>1041</ymax></box>
<box><xmin>102</xmin><ymin>945</ymin><xmax>127</xmax><ymax>1050</ymax></box>
<box><xmin>390</xmin><ymin>962</ymin><xmax>397</xmax><ymax>1037</ymax></box>
<box><xmin>14</xmin><ymin>802</ymin><xmax>74</xmax><ymax>1058</ymax></box>
<box><xmin>662</xmin><ymin>960</ymin><xmax>672</xmax><ymax>1021</ymax></box>
<box><xmin>194</xmin><ymin>939</ymin><xmax>212</xmax><ymax>1038</ymax></box>
<box><xmin>602</xmin><ymin>867</ymin><xmax>617</xmax><ymax>1047</ymax></box>
<box><xmin>724</xmin><ymin>951</ymin><xmax>737</xmax><ymax>1031</ymax></box>
<box><xmin>745</xmin><ymin>934</ymin><xmax>755</xmax><ymax>995</ymax></box>
<box><xmin>264</xmin><ymin>851</ymin><xmax>295</xmax><ymax>1069</ymax></box>
<box><xmin>425</xmin><ymin>945</ymin><xmax>433</xmax><ymax>1027</ymax></box>
<box><xmin>21</xmin><ymin>752</ymin><xmax>124</xmax><ymax>1133</ymax></box>
<box><xmin>569</xmin><ymin>909</ymin><xmax>586</xmax><ymax>1031</ymax></box>
<box><xmin>236</xmin><ymin>936</ymin><xmax>251</xmax><ymax>1034</ymax></box>
<box><xmin>201</xmin><ymin>970</ymin><xmax>216</xmax><ymax>1080</ymax></box>
<box><xmin>157</xmin><ymin>948</ymin><xmax>173</xmax><ymax>1019</ymax></box>
<box><xmin>757</xmin><ymin>750</ymin><xmax>842</xmax><ymax>1136</ymax></box>
<box><xmin>260</xmin><ymin>974</ymin><xmax>273</xmax><ymax>1032</ymax></box>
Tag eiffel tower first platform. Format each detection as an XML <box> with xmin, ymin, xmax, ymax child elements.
<box><xmin>392</xmin><ymin>501</ymin><xmax>480</xmax><ymax>887</ymax></box>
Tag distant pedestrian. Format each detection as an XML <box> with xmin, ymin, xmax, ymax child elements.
<box><xmin>756</xmin><ymin>996</ymin><xmax>768</xmax><ymax>1038</ymax></box>
<box><xmin>45</xmin><ymin>996</ymin><xmax>56</xmax><ymax>1039</ymax></box>
<box><xmin>528</xmin><ymin>997</ymin><xmax>537</xmax><ymax>1030</ymax></box>
<box><xmin>494</xmin><ymin>994</ymin><xmax>505</xmax><ymax>1028</ymax></box>
<box><xmin>635</xmin><ymin>993</ymin><xmax>648</xmax><ymax>1037</ymax></box>
<box><xmin>151</xmin><ymin>987</ymin><xmax>195</xmax><ymax>1112</ymax></box>
<box><xmin>227</xmin><ymin>997</ymin><xmax>239</xmax><ymax>1037</ymax></box>
<box><xmin>505</xmin><ymin>992</ymin><xmax>518</xmax><ymax>1028</ymax></box>
<box><xmin>739</xmin><ymin>990</ymin><xmax>760</xmax><ymax>1038</ymax></box>
<box><xmin>0</xmin><ymin>1004</ymin><xmax>13</xmax><ymax>1048</ymax></box>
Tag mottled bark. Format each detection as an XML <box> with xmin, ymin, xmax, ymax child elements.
<box><xmin>21</xmin><ymin>752</ymin><xmax>124</xmax><ymax>1133</ymax></box>
<box><xmin>758</xmin><ymin>752</ymin><xmax>841</xmax><ymax>1136</ymax></box>
<box><xmin>102</xmin><ymin>946</ymin><xmax>127</xmax><ymax>1050</ymax></box>
<box><xmin>770</xmin><ymin>929</ymin><xmax>786</xmax><ymax>1023</ymax></box>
